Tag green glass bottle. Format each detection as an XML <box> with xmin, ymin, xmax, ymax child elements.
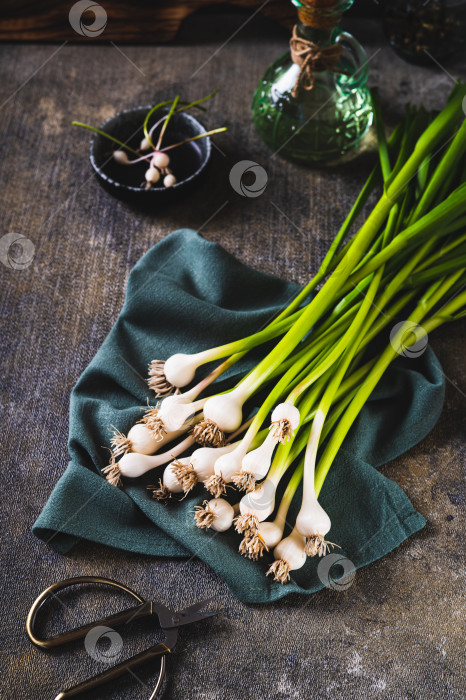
<box><xmin>252</xmin><ymin>0</ymin><xmax>373</xmax><ymax>166</ymax></box>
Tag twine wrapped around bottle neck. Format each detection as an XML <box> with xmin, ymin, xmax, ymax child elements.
<box><xmin>289</xmin><ymin>24</ymin><xmax>348</xmax><ymax>98</ymax></box>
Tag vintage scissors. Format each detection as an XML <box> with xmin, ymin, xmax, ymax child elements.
<box><xmin>26</xmin><ymin>575</ymin><xmax>219</xmax><ymax>699</ymax></box>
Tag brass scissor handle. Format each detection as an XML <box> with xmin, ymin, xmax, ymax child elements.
<box><xmin>26</xmin><ymin>575</ymin><xmax>167</xmax><ymax>700</ymax></box>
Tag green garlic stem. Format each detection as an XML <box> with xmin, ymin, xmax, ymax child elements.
<box><xmin>198</xmin><ymin>307</ymin><xmax>304</xmax><ymax>365</ymax></box>
<box><xmin>273</xmin><ymin>461</ymin><xmax>305</xmax><ymax>527</ymax></box>
<box><xmin>407</xmin><ymin>254</ymin><xmax>466</xmax><ymax>288</ymax></box>
<box><xmin>156</xmin><ymin>95</ymin><xmax>180</xmax><ymax>151</ymax></box>
<box><xmin>270</xmin><ymin>357</ymin><xmax>377</xmax><ymax>484</ymax></box>
<box><xmin>283</xmin><ymin>233</ymin><xmax>458</xmax><ymax>495</ymax></box>
<box><xmin>286</xmin><ymin>287</ymin><xmax>374</xmax><ymax>405</ymax></box>
<box><xmin>270</xmin><ymin>123</ymin><xmax>406</xmax><ymax>328</ymax></box>
<box><xmin>315</xmin><ymin>270</ymin><xmax>464</xmax><ymax>495</ymax></box>
<box><xmin>342</xmin><ymin>189</ymin><xmax>466</xmax><ymax>294</ymax></box>
<box><xmin>421</xmin><ymin>288</ymin><xmax>466</xmax><ymax>332</ymax></box>
<box><xmin>312</xmin><ymin>283</ymin><xmax>366</xmax><ymax>337</ymax></box>
<box><xmin>181</xmin><ymin>109</ymin><xmax>422</xmax><ymax>394</ymax></box>
<box><xmin>301</xmin><ymin>263</ymin><xmax>384</xmax><ymax>504</ymax></box>
<box><xmin>414</xmin><ymin>232</ymin><xmax>466</xmax><ymax>274</ymax></box>
<box><xmin>143</xmin><ymin>98</ymin><xmax>189</xmax><ymax>150</ymax></box>
<box><xmin>239</xmin><ymin>92</ymin><xmax>465</xmax><ymax>400</ymax></box>
<box><xmin>161</xmin><ymin>128</ymin><xmax>227</xmax><ymax>152</ymax></box>
<box><xmin>269</xmin><ymin>369</ymin><xmax>371</xmax><ymax>510</ymax></box>
<box><xmin>409</xmin><ymin>117</ymin><xmax>466</xmax><ymax>224</ymax></box>
<box><xmin>71</xmin><ymin>122</ymin><xmax>141</xmax><ymax>156</ymax></box>
<box><xmin>371</xmin><ymin>87</ymin><xmax>392</xmax><ymax>180</ymax></box>
<box><xmin>233</xmin><ymin>340</ymin><xmax>325</xmax><ymax>456</ymax></box>
<box><xmin>176</xmin><ymin>88</ymin><xmax>219</xmax><ymax>114</ymax></box>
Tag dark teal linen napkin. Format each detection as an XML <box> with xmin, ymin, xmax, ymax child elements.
<box><xmin>33</xmin><ymin>229</ymin><xmax>444</xmax><ymax>603</ymax></box>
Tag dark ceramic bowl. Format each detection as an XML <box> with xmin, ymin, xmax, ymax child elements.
<box><xmin>89</xmin><ymin>105</ymin><xmax>212</xmax><ymax>203</ymax></box>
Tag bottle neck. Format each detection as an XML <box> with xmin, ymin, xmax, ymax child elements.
<box><xmin>293</xmin><ymin>0</ymin><xmax>351</xmax><ymax>32</ymax></box>
<box><xmin>296</xmin><ymin>18</ymin><xmax>339</xmax><ymax>45</ymax></box>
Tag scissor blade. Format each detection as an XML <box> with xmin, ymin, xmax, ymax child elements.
<box><xmin>181</xmin><ymin>598</ymin><xmax>216</xmax><ymax>615</ymax></box>
<box><xmin>182</xmin><ymin>610</ymin><xmax>220</xmax><ymax>622</ymax></box>
<box><xmin>160</xmin><ymin>608</ymin><xmax>220</xmax><ymax>630</ymax></box>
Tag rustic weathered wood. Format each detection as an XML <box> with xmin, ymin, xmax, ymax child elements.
<box><xmin>0</xmin><ymin>0</ymin><xmax>295</xmax><ymax>42</ymax></box>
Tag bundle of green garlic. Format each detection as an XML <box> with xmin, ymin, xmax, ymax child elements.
<box><xmin>103</xmin><ymin>85</ymin><xmax>466</xmax><ymax>584</ymax></box>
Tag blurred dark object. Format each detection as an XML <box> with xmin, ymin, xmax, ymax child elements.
<box><xmin>381</xmin><ymin>0</ymin><xmax>466</xmax><ymax>65</ymax></box>
<box><xmin>0</xmin><ymin>0</ymin><xmax>295</xmax><ymax>42</ymax></box>
<box><xmin>0</xmin><ymin>0</ymin><xmax>382</xmax><ymax>42</ymax></box>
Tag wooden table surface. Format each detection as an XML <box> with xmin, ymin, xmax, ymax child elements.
<box><xmin>1</xmin><ymin>11</ymin><xmax>465</xmax><ymax>700</ymax></box>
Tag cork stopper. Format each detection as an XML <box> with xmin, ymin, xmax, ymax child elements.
<box><xmin>295</xmin><ymin>0</ymin><xmax>348</xmax><ymax>28</ymax></box>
